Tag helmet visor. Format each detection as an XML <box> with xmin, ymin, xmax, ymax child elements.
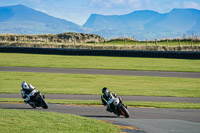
<box><xmin>105</xmin><ymin>89</ymin><xmax>109</xmax><ymax>96</ymax></box>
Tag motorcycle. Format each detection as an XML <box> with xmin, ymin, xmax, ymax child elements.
<box><xmin>28</xmin><ymin>91</ymin><xmax>48</xmax><ymax>109</ymax></box>
<box><xmin>102</xmin><ymin>95</ymin><xmax>130</xmax><ymax>118</ymax></box>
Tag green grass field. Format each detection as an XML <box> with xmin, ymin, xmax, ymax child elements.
<box><xmin>1</xmin><ymin>51</ymin><xmax>199</xmax><ymax>132</ymax></box>
<box><xmin>0</xmin><ymin>52</ymin><xmax>200</xmax><ymax>110</ymax></box>
<box><xmin>0</xmin><ymin>71</ymin><xmax>200</xmax><ymax>97</ymax></box>
<box><xmin>105</xmin><ymin>39</ymin><xmax>200</xmax><ymax>46</ymax></box>
<box><xmin>0</xmin><ymin>109</ymin><xmax>120</xmax><ymax>133</ymax></box>
<box><xmin>0</xmin><ymin>53</ymin><xmax>200</xmax><ymax>72</ymax></box>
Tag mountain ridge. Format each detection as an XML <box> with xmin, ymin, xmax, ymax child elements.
<box><xmin>83</xmin><ymin>8</ymin><xmax>200</xmax><ymax>40</ymax></box>
<box><xmin>0</xmin><ymin>4</ymin><xmax>200</xmax><ymax>40</ymax></box>
<box><xmin>0</xmin><ymin>4</ymin><xmax>85</xmax><ymax>34</ymax></box>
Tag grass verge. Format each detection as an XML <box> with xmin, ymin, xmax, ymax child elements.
<box><xmin>1</xmin><ymin>98</ymin><xmax>200</xmax><ymax>109</ymax></box>
<box><xmin>106</xmin><ymin>39</ymin><xmax>200</xmax><ymax>46</ymax></box>
<box><xmin>0</xmin><ymin>109</ymin><xmax>120</xmax><ymax>133</ymax></box>
<box><xmin>0</xmin><ymin>71</ymin><xmax>200</xmax><ymax>97</ymax></box>
<box><xmin>0</xmin><ymin>53</ymin><xmax>200</xmax><ymax>72</ymax></box>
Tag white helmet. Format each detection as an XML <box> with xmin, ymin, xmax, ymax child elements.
<box><xmin>21</xmin><ymin>81</ymin><xmax>29</xmax><ymax>90</ymax></box>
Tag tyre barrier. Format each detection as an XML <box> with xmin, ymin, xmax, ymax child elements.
<box><xmin>0</xmin><ymin>46</ymin><xmax>200</xmax><ymax>59</ymax></box>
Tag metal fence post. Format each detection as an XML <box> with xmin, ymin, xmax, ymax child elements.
<box><xmin>166</xmin><ymin>39</ymin><xmax>168</xmax><ymax>47</ymax></box>
<box><xmin>146</xmin><ymin>39</ymin><xmax>147</xmax><ymax>46</ymax></box>
<box><xmin>155</xmin><ymin>39</ymin><xmax>157</xmax><ymax>46</ymax></box>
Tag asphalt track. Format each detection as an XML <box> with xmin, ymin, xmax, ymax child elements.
<box><xmin>0</xmin><ymin>102</ymin><xmax>200</xmax><ymax>133</ymax></box>
<box><xmin>0</xmin><ymin>66</ymin><xmax>200</xmax><ymax>78</ymax></box>
<box><xmin>1</xmin><ymin>67</ymin><xmax>200</xmax><ymax>133</ymax></box>
<box><xmin>1</xmin><ymin>94</ymin><xmax>200</xmax><ymax>103</ymax></box>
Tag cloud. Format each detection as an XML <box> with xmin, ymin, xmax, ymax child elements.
<box><xmin>90</xmin><ymin>0</ymin><xmax>101</xmax><ymax>5</ymax></box>
<box><xmin>146</xmin><ymin>0</ymin><xmax>151</xmax><ymax>4</ymax></box>
<box><xmin>164</xmin><ymin>2</ymin><xmax>181</xmax><ymax>8</ymax></box>
<box><xmin>90</xmin><ymin>0</ymin><xmax>150</xmax><ymax>9</ymax></box>
<box><xmin>128</xmin><ymin>0</ymin><xmax>142</xmax><ymax>9</ymax></box>
<box><xmin>183</xmin><ymin>2</ymin><xmax>200</xmax><ymax>9</ymax></box>
<box><xmin>34</xmin><ymin>8</ymin><xmax>47</xmax><ymax>13</ymax></box>
<box><xmin>162</xmin><ymin>1</ymin><xmax>200</xmax><ymax>12</ymax></box>
<box><xmin>162</xmin><ymin>2</ymin><xmax>181</xmax><ymax>12</ymax></box>
<box><xmin>90</xmin><ymin>0</ymin><xmax>125</xmax><ymax>7</ymax></box>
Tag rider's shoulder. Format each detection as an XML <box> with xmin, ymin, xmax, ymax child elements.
<box><xmin>28</xmin><ymin>84</ymin><xmax>35</xmax><ymax>89</ymax></box>
<box><xmin>109</xmin><ymin>91</ymin><xmax>114</xmax><ymax>94</ymax></box>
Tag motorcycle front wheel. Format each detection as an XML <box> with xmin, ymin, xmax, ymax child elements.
<box><xmin>39</xmin><ymin>97</ymin><xmax>48</xmax><ymax>109</ymax></box>
<box><xmin>119</xmin><ymin>104</ymin><xmax>130</xmax><ymax>118</ymax></box>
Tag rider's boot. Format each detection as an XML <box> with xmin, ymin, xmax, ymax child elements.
<box><xmin>29</xmin><ymin>102</ymin><xmax>36</xmax><ymax>108</ymax></box>
<box><xmin>106</xmin><ymin>108</ymin><xmax>113</xmax><ymax>112</ymax></box>
<box><xmin>106</xmin><ymin>105</ymin><xmax>113</xmax><ymax>112</ymax></box>
<box><xmin>117</xmin><ymin>112</ymin><xmax>120</xmax><ymax>116</ymax></box>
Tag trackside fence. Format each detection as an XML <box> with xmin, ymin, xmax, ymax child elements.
<box><xmin>0</xmin><ymin>47</ymin><xmax>199</xmax><ymax>59</ymax></box>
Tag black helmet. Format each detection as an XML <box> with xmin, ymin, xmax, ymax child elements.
<box><xmin>102</xmin><ymin>87</ymin><xmax>109</xmax><ymax>96</ymax></box>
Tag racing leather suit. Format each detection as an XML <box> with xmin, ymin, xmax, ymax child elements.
<box><xmin>21</xmin><ymin>84</ymin><xmax>38</xmax><ymax>103</ymax></box>
<box><xmin>101</xmin><ymin>91</ymin><xmax>117</xmax><ymax>112</ymax></box>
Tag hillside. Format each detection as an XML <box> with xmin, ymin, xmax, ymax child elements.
<box><xmin>83</xmin><ymin>8</ymin><xmax>200</xmax><ymax>40</ymax></box>
<box><xmin>0</xmin><ymin>4</ymin><xmax>200</xmax><ymax>40</ymax></box>
<box><xmin>83</xmin><ymin>10</ymin><xmax>161</xmax><ymax>30</ymax></box>
<box><xmin>0</xmin><ymin>4</ymin><xmax>85</xmax><ymax>34</ymax></box>
<box><xmin>146</xmin><ymin>8</ymin><xmax>200</xmax><ymax>32</ymax></box>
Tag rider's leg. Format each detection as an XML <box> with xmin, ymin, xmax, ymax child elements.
<box><xmin>106</xmin><ymin>98</ymin><xmax>114</xmax><ymax>112</ymax></box>
<box><xmin>24</xmin><ymin>95</ymin><xmax>31</xmax><ymax>103</ymax></box>
<box><xmin>24</xmin><ymin>90</ymin><xmax>37</xmax><ymax>103</ymax></box>
<box><xmin>29</xmin><ymin>102</ymin><xmax>36</xmax><ymax>108</ymax></box>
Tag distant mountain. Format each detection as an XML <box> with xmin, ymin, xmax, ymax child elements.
<box><xmin>83</xmin><ymin>10</ymin><xmax>161</xmax><ymax>30</ymax></box>
<box><xmin>0</xmin><ymin>4</ymin><xmax>85</xmax><ymax>34</ymax></box>
<box><xmin>146</xmin><ymin>8</ymin><xmax>200</xmax><ymax>32</ymax></box>
<box><xmin>0</xmin><ymin>4</ymin><xmax>200</xmax><ymax>40</ymax></box>
<box><xmin>83</xmin><ymin>8</ymin><xmax>200</xmax><ymax>40</ymax></box>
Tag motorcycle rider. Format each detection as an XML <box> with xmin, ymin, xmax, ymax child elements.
<box><xmin>20</xmin><ymin>81</ymin><xmax>39</xmax><ymax>108</ymax></box>
<box><xmin>101</xmin><ymin>87</ymin><xmax>117</xmax><ymax>112</ymax></box>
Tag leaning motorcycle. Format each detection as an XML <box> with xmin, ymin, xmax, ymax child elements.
<box><xmin>28</xmin><ymin>91</ymin><xmax>48</xmax><ymax>109</ymax></box>
<box><xmin>105</xmin><ymin>96</ymin><xmax>130</xmax><ymax>118</ymax></box>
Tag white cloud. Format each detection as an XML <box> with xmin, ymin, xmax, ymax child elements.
<box><xmin>34</xmin><ymin>8</ymin><xmax>47</xmax><ymax>13</ymax></box>
<box><xmin>91</xmin><ymin>0</ymin><xmax>125</xmax><ymax>7</ymax></box>
<box><xmin>90</xmin><ymin>0</ymin><xmax>102</xmax><ymax>5</ymax></box>
<box><xmin>163</xmin><ymin>2</ymin><xmax>181</xmax><ymax>11</ymax></box>
<box><xmin>90</xmin><ymin>0</ymin><xmax>153</xmax><ymax>9</ymax></box>
<box><xmin>146</xmin><ymin>0</ymin><xmax>151</xmax><ymax>4</ymax></box>
<box><xmin>28</xmin><ymin>0</ymin><xmax>42</xmax><ymax>4</ymax></box>
<box><xmin>162</xmin><ymin>1</ymin><xmax>200</xmax><ymax>12</ymax></box>
<box><xmin>183</xmin><ymin>2</ymin><xmax>200</xmax><ymax>9</ymax></box>
<box><xmin>90</xmin><ymin>0</ymin><xmax>179</xmax><ymax>9</ymax></box>
<box><xmin>128</xmin><ymin>0</ymin><xmax>142</xmax><ymax>9</ymax></box>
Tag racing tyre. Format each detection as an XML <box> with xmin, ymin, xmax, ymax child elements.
<box><xmin>119</xmin><ymin>104</ymin><xmax>130</xmax><ymax>118</ymax></box>
<box><xmin>39</xmin><ymin>97</ymin><xmax>48</xmax><ymax>109</ymax></box>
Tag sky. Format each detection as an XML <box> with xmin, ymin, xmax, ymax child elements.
<box><xmin>0</xmin><ymin>0</ymin><xmax>200</xmax><ymax>25</ymax></box>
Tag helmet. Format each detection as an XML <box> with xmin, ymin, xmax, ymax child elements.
<box><xmin>21</xmin><ymin>81</ymin><xmax>29</xmax><ymax>90</ymax></box>
<box><xmin>102</xmin><ymin>87</ymin><xmax>109</xmax><ymax>96</ymax></box>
